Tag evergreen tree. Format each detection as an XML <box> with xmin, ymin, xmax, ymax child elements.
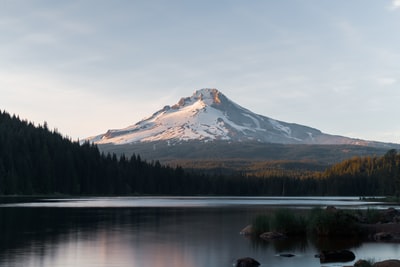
<box><xmin>1</xmin><ymin>110</ymin><xmax>400</xmax><ymax>197</ymax></box>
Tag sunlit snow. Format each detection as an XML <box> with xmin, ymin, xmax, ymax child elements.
<box><xmin>86</xmin><ymin>88</ymin><xmax>383</xmax><ymax>147</ymax></box>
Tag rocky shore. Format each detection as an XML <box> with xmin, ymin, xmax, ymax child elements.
<box><xmin>238</xmin><ymin>206</ymin><xmax>400</xmax><ymax>267</ymax></box>
<box><xmin>241</xmin><ymin>206</ymin><xmax>400</xmax><ymax>241</ymax></box>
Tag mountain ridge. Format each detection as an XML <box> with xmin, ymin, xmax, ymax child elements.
<box><xmin>87</xmin><ymin>88</ymin><xmax>398</xmax><ymax>149</ymax></box>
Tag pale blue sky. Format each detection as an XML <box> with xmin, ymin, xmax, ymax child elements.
<box><xmin>1</xmin><ymin>0</ymin><xmax>400</xmax><ymax>143</ymax></box>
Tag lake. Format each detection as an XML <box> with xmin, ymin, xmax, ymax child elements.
<box><xmin>0</xmin><ymin>196</ymin><xmax>399</xmax><ymax>267</ymax></box>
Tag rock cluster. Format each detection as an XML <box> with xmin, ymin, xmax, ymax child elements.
<box><xmin>238</xmin><ymin>207</ymin><xmax>400</xmax><ymax>267</ymax></box>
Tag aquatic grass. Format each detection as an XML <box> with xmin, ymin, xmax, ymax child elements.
<box><xmin>364</xmin><ymin>208</ymin><xmax>381</xmax><ymax>224</ymax></box>
<box><xmin>363</xmin><ymin>258</ymin><xmax>376</xmax><ymax>267</ymax></box>
<box><xmin>307</xmin><ymin>207</ymin><xmax>335</xmax><ymax>236</ymax></box>
<box><xmin>354</xmin><ymin>258</ymin><xmax>376</xmax><ymax>267</ymax></box>
<box><xmin>252</xmin><ymin>214</ymin><xmax>271</xmax><ymax>236</ymax></box>
<box><xmin>253</xmin><ymin>207</ymin><xmax>364</xmax><ymax>238</ymax></box>
<box><xmin>270</xmin><ymin>209</ymin><xmax>307</xmax><ymax>235</ymax></box>
<box><xmin>307</xmin><ymin>207</ymin><xmax>360</xmax><ymax>236</ymax></box>
<box><xmin>252</xmin><ymin>209</ymin><xmax>307</xmax><ymax>236</ymax></box>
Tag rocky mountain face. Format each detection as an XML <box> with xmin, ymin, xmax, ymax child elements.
<box><xmin>87</xmin><ymin>88</ymin><xmax>394</xmax><ymax>148</ymax></box>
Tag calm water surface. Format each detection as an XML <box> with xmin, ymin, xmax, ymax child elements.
<box><xmin>0</xmin><ymin>197</ymin><xmax>399</xmax><ymax>267</ymax></box>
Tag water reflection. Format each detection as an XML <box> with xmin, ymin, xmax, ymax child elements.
<box><xmin>0</xmin><ymin>196</ymin><xmax>389</xmax><ymax>209</ymax></box>
<box><xmin>0</xmin><ymin>208</ymin><xmax>202</xmax><ymax>267</ymax></box>
<box><xmin>0</xmin><ymin>197</ymin><xmax>399</xmax><ymax>267</ymax></box>
<box><xmin>250</xmin><ymin>235</ymin><xmax>311</xmax><ymax>253</ymax></box>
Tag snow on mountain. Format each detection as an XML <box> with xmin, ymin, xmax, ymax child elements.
<box><xmin>86</xmin><ymin>88</ymin><xmax>391</xmax><ymax>147</ymax></box>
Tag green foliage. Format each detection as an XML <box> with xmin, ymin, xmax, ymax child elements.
<box><xmin>102</xmin><ymin>141</ymin><xmax>390</xmax><ymax>169</ymax></box>
<box><xmin>307</xmin><ymin>207</ymin><xmax>360</xmax><ymax>236</ymax></box>
<box><xmin>252</xmin><ymin>215</ymin><xmax>271</xmax><ymax>236</ymax></box>
<box><xmin>363</xmin><ymin>258</ymin><xmax>376</xmax><ymax>267</ymax></box>
<box><xmin>252</xmin><ymin>209</ymin><xmax>306</xmax><ymax>236</ymax></box>
<box><xmin>364</xmin><ymin>208</ymin><xmax>381</xmax><ymax>224</ymax></box>
<box><xmin>324</xmin><ymin>151</ymin><xmax>400</xmax><ymax>196</ymax></box>
<box><xmin>254</xmin><ymin>208</ymin><xmax>371</xmax><ymax>239</ymax></box>
<box><xmin>0</xmin><ymin>111</ymin><xmax>191</xmax><ymax>195</ymax></box>
<box><xmin>270</xmin><ymin>209</ymin><xmax>307</xmax><ymax>235</ymax></box>
<box><xmin>0</xmin><ymin>109</ymin><xmax>399</xmax><ymax>197</ymax></box>
<box><xmin>308</xmin><ymin>208</ymin><xmax>335</xmax><ymax>235</ymax></box>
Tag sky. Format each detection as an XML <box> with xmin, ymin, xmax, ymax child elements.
<box><xmin>1</xmin><ymin>0</ymin><xmax>400</xmax><ymax>143</ymax></box>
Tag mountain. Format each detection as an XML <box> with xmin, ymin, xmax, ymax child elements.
<box><xmin>86</xmin><ymin>89</ymin><xmax>400</xmax><ymax>173</ymax></box>
<box><xmin>87</xmin><ymin>88</ymin><xmax>395</xmax><ymax>148</ymax></box>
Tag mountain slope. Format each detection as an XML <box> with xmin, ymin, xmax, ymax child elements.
<box><xmin>88</xmin><ymin>88</ymin><xmax>395</xmax><ymax>148</ymax></box>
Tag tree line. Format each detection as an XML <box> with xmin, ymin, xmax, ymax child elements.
<box><xmin>322</xmin><ymin>149</ymin><xmax>400</xmax><ymax>196</ymax></box>
<box><xmin>0</xmin><ymin>110</ymin><xmax>399</xmax><ymax>196</ymax></box>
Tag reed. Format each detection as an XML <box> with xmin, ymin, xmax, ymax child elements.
<box><xmin>252</xmin><ymin>209</ymin><xmax>307</xmax><ymax>236</ymax></box>
<box><xmin>252</xmin><ymin>214</ymin><xmax>271</xmax><ymax>236</ymax></box>
<box><xmin>252</xmin><ymin>207</ymin><xmax>362</xmax><ymax>237</ymax></box>
<box><xmin>307</xmin><ymin>207</ymin><xmax>360</xmax><ymax>236</ymax></box>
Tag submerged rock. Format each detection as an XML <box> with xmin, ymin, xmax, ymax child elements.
<box><xmin>355</xmin><ymin>259</ymin><xmax>373</xmax><ymax>267</ymax></box>
<box><xmin>326</xmin><ymin>205</ymin><xmax>338</xmax><ymax>213</ymax></box>
<box><xmin>240</xmin><ymin>225</ymin><xmax>253</xmax><ymax>235</ymax></box>
<box><xmin>374</xmin><ymin>232</ymin><xmax>394</xmax><ymax>241</ymax></box>
<box><xmin>315</xmin><ymin>249</ymin><xmax>355</xmax><ymax>263</ymax></box>
<box><xmin>380</xmin><ymin>208</ymin><xmax>400</xmax><ymax>223</ymax></box>
<box><xmin>259</xmin><ymin>231</ymin><xmax>287</xmax><ymax>240</ymax></box>
<box><xmin>279</xmin><ymin>253</ymin><xmax>295</xmax><ymax>257</ymax></box>
<box><xmin>235</xmin><ymin>257</ymin><xmax>260</xmax><ymax>267</ymax></box>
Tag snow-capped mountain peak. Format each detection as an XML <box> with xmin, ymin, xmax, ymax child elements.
<box><xmin>173</xmin><ymin>88</ymin><xmax>222</xmax><ymax>108</ymax></box>
<box><xmin>86</xmin><ymin>88</ymin><xmax>391</xmax><ymax>147</ymax></box>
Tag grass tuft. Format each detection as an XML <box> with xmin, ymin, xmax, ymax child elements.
<box><xmin>252</xmin><ymin>207</ymin><xmax>366</xmax><ymax>238</ymax></box>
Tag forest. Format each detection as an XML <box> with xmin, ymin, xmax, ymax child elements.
<box><xmin>0</xmin><ymin>110</ymin><xmax>399</xmax><ymax>196</ymax></box>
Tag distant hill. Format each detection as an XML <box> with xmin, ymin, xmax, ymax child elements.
<box><xmin>99</xmin><ymin>140</ymin><xmax>392</xmax><ymax>173</ymax></box>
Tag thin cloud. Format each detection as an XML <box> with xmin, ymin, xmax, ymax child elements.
<box><xmin>391</xmin><ymin>0</ymin><xmax>400</xmax><ymax>9</ymax></box>
<box><xmin>376</xmin><ymin>77</ymin><xmax>397</xmax><ymax>86</ymax></box>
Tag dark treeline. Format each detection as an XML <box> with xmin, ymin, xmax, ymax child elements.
<box><xmin>0</xmin><ymin>110</ymin><xmax>399</xmax><ymax>196</ymax></box>
<box><xmin>0</xmin><ymin>111</ymin><xmax>191</xmax><ymax>195</ymax></box>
